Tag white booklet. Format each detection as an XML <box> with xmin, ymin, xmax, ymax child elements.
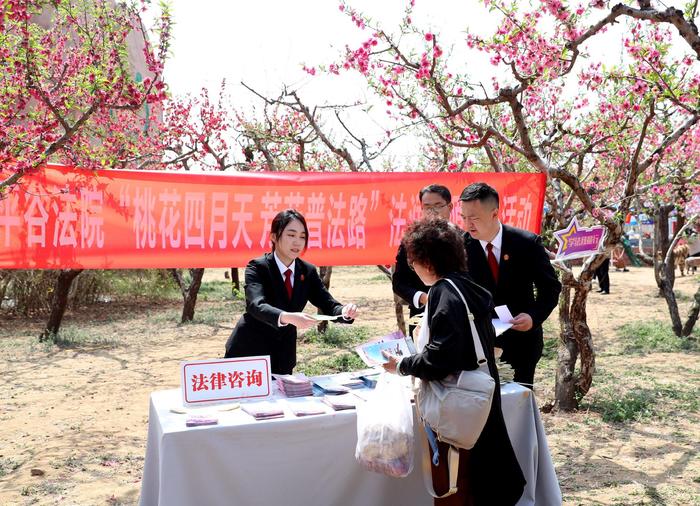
<box><xmin>492</xmin><ymin>304</ymin><xmax>514</xmax><ymax>336</ymax></box>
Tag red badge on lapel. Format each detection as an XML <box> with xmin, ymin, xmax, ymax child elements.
<box><xmin>503</xmin><ymin>254</ymin><xmax>510</xmax><ymax>261</ymax></box>
<box><xmin>300</xmin><ymin>274</ymin><xmax>305</xmax><ymax>282</ymax></box>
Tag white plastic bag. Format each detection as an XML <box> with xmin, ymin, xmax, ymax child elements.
<box><xmin>355</xmin><ymin>373</ymin><xmax>414</xmax><ymax>478</ymax></box>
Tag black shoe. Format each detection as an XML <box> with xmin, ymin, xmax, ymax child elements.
<box><xmin>596</xmin><ymin>289</ymin><xmax>604</xmax><ymax>293</ymax></box>
<box><xmin>623</xmin><ymin>268</ymin><xmax>629</xmax><ymax>272</ymax></box>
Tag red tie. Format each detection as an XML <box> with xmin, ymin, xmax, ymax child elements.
<box><xmin>486</xmin><ymin>242</ymin><xmax>499</xmax><ymax>284</ymax></box>
<box><xmin>284</xmin><ymin>269</ymin><xmax>293</xmax><ymax>299</ymax></box>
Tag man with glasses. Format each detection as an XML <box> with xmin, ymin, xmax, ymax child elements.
<box><xmin>392</xmin><ymin>184</ymin><xmax>453</xmax><ymax>336</ymax></box>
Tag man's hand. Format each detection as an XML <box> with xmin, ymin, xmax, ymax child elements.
<box><xmin>418</xmin><ymin>292</ymin><xmax>428</xmax><ymax>306</ymax></box>
<box><xmin>381</xmin><ymin>351</ymin><xmax>400</xmax><ymax>374</ymax></box>
<box><xmin>342</xmin><ymin>303</ymin><xmax>358</xmax><ymax>320</ymax></box>
<box><xmin>510</xmin><ymin>313</ymin><xmax>533</xmax><ymax>332</ymax></box>
<box><xmin>280</xmin><ymin>312</ymin><xmax>317</xmax><ymax>329</ymax></box>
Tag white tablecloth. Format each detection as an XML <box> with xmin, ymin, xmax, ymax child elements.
<box><xmin>139</xmin><ymin>382</ymin><xmax>561</xmax><ymax>506</ymax></box>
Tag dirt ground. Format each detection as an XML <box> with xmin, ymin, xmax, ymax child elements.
<box><xmin>1</xmin><ymin>265</ymin><xmax>699</xmax><ymax>505</ymax></box>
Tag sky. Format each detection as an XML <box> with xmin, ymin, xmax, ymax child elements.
<box><xmin>160</xmin><ymin>0</ymin><xmax>497</xmax><ymax>99</ymax></box>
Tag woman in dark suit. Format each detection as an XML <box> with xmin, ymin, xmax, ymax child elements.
<box><xmin>224</xmin><ymin>209</ymin><xmax>358</xmax><ymax>374</ymax></box>
<box><xmin>383</xmin><ymin>218</ymin><xmax>525</xmax><ymax>506</ymax></box>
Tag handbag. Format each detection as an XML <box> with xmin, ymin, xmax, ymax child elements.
<box><xmin>415</xmin><ymin>278</ymin><xmax>495</xmax><ymax>497</ymax></box>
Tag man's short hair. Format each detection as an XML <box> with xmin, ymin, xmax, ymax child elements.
<box><xmin>418</xmin><ymin>184</ymin><xmax>452</xmax><ymax>204</ymax></box>
<box><xmin>459</xmin><ymin>182</ymin><xmax>499</xmax><ymax>208</ymax></box>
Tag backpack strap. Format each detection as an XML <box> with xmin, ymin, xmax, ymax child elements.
<box><xmin>420</xmin><ymin>426</ymin><xmax>460</xmax><ymax>498</ymax></box>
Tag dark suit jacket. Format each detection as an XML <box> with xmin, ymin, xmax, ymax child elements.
<box><xmin>224</xmin><ymin>253</ymin><xmax>348</xmax><ymax>374</ymax></box>
<box><xmin>392</xmin><ymin>244</ymin><xmax>429</xmax><ymax>318</ymax></box>
<box><xmin>399</xmin><ymin>273</ymin><xmax>526</xmax><ymax>505</ymax></box>
<box><xmin>464</xmin><ymin>224</ymin><xmax>561</xmax><ymax>370</ymax></box>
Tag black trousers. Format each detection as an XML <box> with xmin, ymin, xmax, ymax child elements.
<box><xmin>595</xmin><ymin>258</ymin><xmax>610</xmax><ymax>293</ymax></box>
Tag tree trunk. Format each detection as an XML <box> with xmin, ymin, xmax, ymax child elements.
<box><xmin>554</xmin><ymin>272</ymin><xmax>578</xmax><ymax>411</ymax></box>
<box><xmin>658</xmin><ymin>261</ymin><xmax>683</xmax><ymax>336</ymax></box>
<box><xmin>230</xmin><ymin>268</ymin><xmax>240</xmax><ymax>292</ymax></box>
<box><xmin>317</xmin><ymin>266</ymin><xmax>333</xmax><ymax>333</ymax></box>
<box><xmin>652</xmin><ymin>204</ymin><xmax>692</xmax><ymax>336</ymax></box>
<box><xmin>40</xmin><ymin>269</ymin><xmax>83</xmax><ymax>341</ymax></box>
<box><xmin>171</xmin><ymin>268</ymin><xmax>205</xmax><ymax>323</ymax></box>
<box><xmin>182</xmin><ymin>269</ymin><xmax>205</xmax><ymax>322</ymax></box>
<box><xmin>653</xmin><ymin>205</ymin><xmax>673</xmax><ymax>296</ymax></box>
<box><xmin>681</xmin><ymin>284</ymin><xmax>700</xmax><ymax>337</ymax></box>
<box><xmin>554</xmin><ymin>264</ymin><xmax>597</xmax><ymax>411</ymax></box>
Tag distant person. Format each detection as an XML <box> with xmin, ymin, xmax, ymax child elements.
<box><xmin>383</xmin><ymin>217</ymin><xmax>525</xmax><ymax>506</ymax></box>
<box><xmin>392</xmin><ymin>184</ymin><xmax>453</xmax><ymax>336</ymax></box>
<box><xmin>612</xmin><ymin>244</ymin><xmax>629</xmax><ymax>272</ymax></box>
<box><xmin>460</xmin><ymin>183</ymin><xmax>561</xmax><ymax>388</ymax></box>
<box><xmin>224</xmin><ymin>209</ymin><xmax>358</xmax><ymax>374</ymax></box>
<box><xmin>594</xmin><ymin>254</ymin><xmax>610</xmax><ymax>294</ymax></box>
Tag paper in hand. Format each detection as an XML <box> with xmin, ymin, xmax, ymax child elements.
<box><xmin>312</xmin><ymin>314</ymin><xmax>338</xmax><ymax>321</ymax></box>
<box><xmin>492</xmin><ymin>318</ymin><xmax>513</xmax><ymax>337</ymax></box>
<box><xmin>494</xmin><ymin>305</ymin><xmax>514</xmax><ymax>323</ymax></box>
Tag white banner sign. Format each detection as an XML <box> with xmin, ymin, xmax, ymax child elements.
<box><xmin>181</xmin><ymin>356</ymin><xmax>272</xmax><ymax>406</ymax></box>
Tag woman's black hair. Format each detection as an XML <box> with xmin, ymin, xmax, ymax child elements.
<box><xmin>402</xmin><ymin>218</ymin><xmax>467</xmax><ymax>278</ymax></box>
<box><xmin>270</xmin><ymin>209</ymin><xmax>309</xmax><ymax>252</ymax></box>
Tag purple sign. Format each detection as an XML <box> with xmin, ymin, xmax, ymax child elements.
<box><xmin>553</xmin><ymin>217</ymin><xmax>606</xmax><ymax>260</ymax></box>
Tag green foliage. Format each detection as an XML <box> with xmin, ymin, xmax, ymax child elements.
<box><xmin>297</xmin><ymin>325</ymin><xmax>375</xmax><ymax>375</ymax></box>
<box><xmin>618</xmin><ymin>320</ymin><xmax>699</xmax><ymax>353</ymax></box>
<box><xmin>51</xmin><ymin>328</ymin><xmax>122</xmax><ymax>348</ymax></box>
<box><xmin>0</xmin><ymin>270</ymin><xmax>58</xmax><ymax>315</ymax></box>
<box><xmin>0</xmin><ymin>269</ymin><xmax>181</xmax><ymax>317</ymax></box>
<box><xmin>197</xmin><ymin>280</ymin><xmax>243</xmax><ymax>301</ymax></box>
<box><xmin>654</xmin><ymin>384</ymin><xmax>700</xmax><ymax>413</ymax></box>
<box><xmin>540</xmin><ymin>336</ymin><xmax>558</xmax><ymax>361</ymax></box>
<box><xmin>104</xmin><ymin>270</ymin><xmax>179</xmax><ymax>301</ymax></box>
<box><xmin>302</xmin><ymin>325</ymin><xmax>371</xmax><ymax>348</ymax></box>
<box><xmin>585</xmin><ymin>382</ymin><xmax>699</xmax><ymax>423</ymax></box>
<box><xmin>0</xmin><ymin>457</ymin><xmax>20</xmax><ymax>478</ymax></box>
<box><xmin>586</xmin><ymin>388</ymin><xmax>657</xmax><ymax>423</ymax></box>
<box><xmin>296</xmin><ymin>352</ymin><xmax>367</xmax><ymax>376</ymax></box>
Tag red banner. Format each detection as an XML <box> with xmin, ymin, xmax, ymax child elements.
<box><xmin>0</xmin><ymin>166</ymin><xmax>545</xmax><ymax>269</ymax></box>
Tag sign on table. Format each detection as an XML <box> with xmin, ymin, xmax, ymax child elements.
<box><xmin>181</xmin><ymin>356</ymin><xmax>272</xmax><ymax>406</ymax></box>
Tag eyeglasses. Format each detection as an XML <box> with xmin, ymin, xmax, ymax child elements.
<box><xmin>421</xmin><ymin>203</ymin><xmax>449</xmax><ymax>212</ymax></box>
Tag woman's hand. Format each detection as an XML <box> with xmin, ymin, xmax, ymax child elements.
<box><xmin>341</xmin><ymin>303</ymin><xmax>358</xmax><ymax>320</ymax></box>
<box><xmin>381</xmin><ymin>350</ymin><xmax>400</xmax><ymax>374</ymax></box>
<box><xmin>280</xmin><ymin>312</ymin><xmax>317</xmax><ymax>329</ymax></box>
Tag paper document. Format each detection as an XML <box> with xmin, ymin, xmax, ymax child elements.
<box><xmin>494</xmin><ymin>305</ymin><xmax>514</xmax><ymax>323</ymax></box>
<box><xmin>492</xmin><ymin>318</ymin><xmax>513</xmax><ymax>337</ymax></box>
<box><xmin>312</xmin><ymin>314</ymin><xmax>338</xmax><ymax>321</ymax></box>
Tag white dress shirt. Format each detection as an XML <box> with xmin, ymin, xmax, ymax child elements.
<box><xmin>478</xmin><ymin>221</ymin><xmax>503</xmax><ymax>264</ymax></box>
<box><xmin>273</xmin><ymin>252</ymin><xmax>295</xmax><ymax>287</ymax></box>
<box><xmin>274</xmin><ymin>252</ymin><xmax>295</xmax><ymax>327</ymax></box>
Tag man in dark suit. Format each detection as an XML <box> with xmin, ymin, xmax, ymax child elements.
<box><xmin>460</xmin><ymin>183</ymin><xmax>561</xmax><ymax>387</ymax></box>
<box><xmin>392</xmin><ymin>184</ymin><xmax>453</xmax><ymax>336</ymax></box>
